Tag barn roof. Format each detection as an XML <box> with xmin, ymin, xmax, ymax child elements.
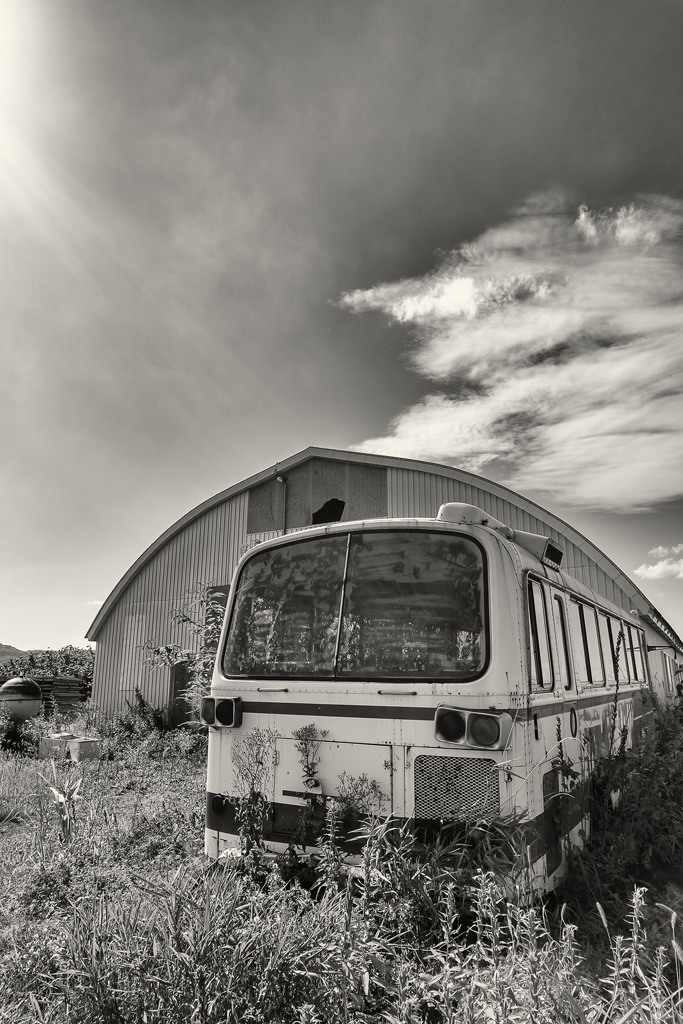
<box><xmin>86</xmin><ymin>447</ymin><xmax>683</xmax><ymax>652</ymax></box>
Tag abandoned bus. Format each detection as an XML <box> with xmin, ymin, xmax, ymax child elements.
<box><xmin>202</xmin><ymin>502</ymin><xmax>652</xmax><ymax>890</ymax></box>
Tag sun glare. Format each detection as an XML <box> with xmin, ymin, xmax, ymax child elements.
<box><xmin>0</xmin><ymin>0</ymin><xmax>77</xmax><ymax>255</ymax></box>
<box><xmin>0</xmin><ymin>0</ymin><xmax>44</xmax><ymax>206</ymax></box>
<box><xmin>0</xmin><ymin>0</ymin><xmax>41</xmax><ymax>118</ymax></box>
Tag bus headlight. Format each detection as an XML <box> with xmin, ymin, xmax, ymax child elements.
<box><xmin>200</xmin><ymin>698</ymin><xmax>216</xmax><ymax>726</ymax></box>
<box><xmin>215</xmin><ymin>697</ymin><xmax>243</xmax><ymax>728</ymax></box>
<box><xmin>435</xmin><ymin>706</ymin><xmax>513</xmax><ymax>750</ymax></box>
<box><xmin>435</xmin><ymin>708</ymin><xmax>467</xmax><ymax>743</ymax></box>
<box><xmin>469</xmin><ymin>714</ymin><xmax>500</xmax><ymax>747</ymax></box>
<box><xmin>200</xmin><ymin>697</ymin><xmax>243</xmax><ymax>728</ymax></box>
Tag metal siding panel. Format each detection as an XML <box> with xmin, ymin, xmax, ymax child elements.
<box><xmin>420</xmin><ymin>476</ymin><xmax>429</xmax><ymax>514</ymax></box>
<box><xmin>407</xmin><ymin>473</ymin><xmax>416</xmax><ymax>515</ymax></box>
<box><xmin>206</xmin><ymin>505</ymin><xmax>220</xmax><ymax>580</ymax></box>
<box><xmin>107</xmin><ymin>604</ymin><xmax>127</xmax><ymax>713</ymax></box>
<box><xmin>502</xmin><ymin>505</ymin><xmax>517</xmax><ymax>529</ymax></box>
<box><xmin>474</xmin><ymin>484</ymin><xmax>485</xmax><ymax>506</ymax></box>
<box><xmin>95</xmin><ymin>468</ymin><xmax>652</xmax><ymax>711</ymax></box>
<box><xmin>496</xmin><ymin>498</ymin><xmax>509</xmax><ymax>524</ymax></box>
<box><xmin>569</xmin><ymin>543</ymin><xmax>591</xmax><ymax>587</ymax></box>
<box><xmin>426</xmin><ymin>475</ymin><xmax>438</xmax><ymax>516</ymax></box>
<box><xmin>388</xmin><ymin>468</ymin><xmax>404</xmax><ymax>516</ymax></box>
<box><xmin>91</xmin><ymin>610</ymin><xmax>123</xmax><ymax>713</ymax></box>
<box><xmin>478</xmin><ymin>488</ymin><xmax>493</xmax><ymax>514</ymax></box>
<box><xmin>96</xmin><ymin>615</ymin><xmax>112</xmax><ymax>712</ymax></box>
<box><xmin>398</xmin><ymin>470</ymin><xmax>410</xmax><ymax>515</ymax></box>
<box><xmin>423</xmin><ymin>476</ymin><xmax>433</xmax><ymax>513</ymax></box>
<box><xmin>386</xmin><ymin>468</ymin><xmax>396</xmax><ymax>516</ymax></box>
<box><xmin>528</xmin><ymin>512</ymin><xmax>545</xmax><ymax>534</ymax></box>
<box><xmin>596</xmin><ymin>569</ymin><xmax>609</xmax><ymax>603</ymax></box>
<box><xmin>93</xmin><ymin>491</ymin><xmax>249</xmax><ymax>714</ymax></box>
<box><xmin>111</xmin><ymin>603</ymin><xmax>127</xmax><ymax>712</ymax></box>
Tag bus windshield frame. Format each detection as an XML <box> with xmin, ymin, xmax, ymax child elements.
<box><xmin>221</xmin><ymin>527</ymin><xmax>489</xmax><ymax>683</ymax></box>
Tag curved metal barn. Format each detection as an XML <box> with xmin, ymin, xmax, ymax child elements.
<box><xmin>87</xmin><ymin>447</ymin><xmax>682</xmax><ymax>714</ymax></box>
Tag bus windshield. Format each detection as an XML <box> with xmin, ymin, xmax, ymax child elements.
<box><xmin>222</xmin><ymin>530</ymin><xmax>487</xmax><ymax>681</ymax></box>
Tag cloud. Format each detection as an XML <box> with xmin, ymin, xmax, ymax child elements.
<box><xmin>634</xmin><ymin>559</ymin><xmax>683</xmax><ymax>581</ymax></box>
<box><xmin>649</xmin><ymin>544</ymin><xmax>683</xmax><ymax>558</ymax></box>
<box><xmin>636</xmin><ymin>543</ymin><xmax>683</xmax><ymax>582</ymax></box>
<box><xmin>339</xmin><ymin>193</ymin><xmax>683</xmax><ymax>511</ymax></box>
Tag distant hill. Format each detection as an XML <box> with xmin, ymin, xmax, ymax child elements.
<box><xmin>0</xmin><ymin>644</ymin><xmax>25</xmax><ymax>664</ymax></box>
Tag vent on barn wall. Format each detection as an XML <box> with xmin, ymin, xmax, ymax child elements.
<box><xmin>312</xmin><ymin>498</ymin><xmax>345</xmax><ymax>525</ymax></box>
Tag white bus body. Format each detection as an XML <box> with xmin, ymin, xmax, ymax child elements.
<box><xmin>202</xmin><ymin>503</ymin><xmax>652</xmax><ymax>891</ymax></box>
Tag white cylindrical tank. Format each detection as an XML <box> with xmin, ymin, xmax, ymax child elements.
<box><xmin>0</xmin><ymin>676</ymin><xmax>43</xmax><ymax>722</ymax></box>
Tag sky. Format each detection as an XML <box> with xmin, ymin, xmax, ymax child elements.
<box><xmin>1</xmin><ymin>0</ymin><xmax>682</xmax><ymax>650</ymax></box>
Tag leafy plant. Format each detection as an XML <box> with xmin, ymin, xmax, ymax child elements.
<box><xmin>36</xmin><ymin>760</ymin><xmax>82</xmax><ymax>844</ymax></box>
<box><xmin>1</xmin><ymin>645</ymin><xmax>94</xmax><ymax>694</ymax></box>
<box><xmin>292</xmin><ymin>723</ymin><xmax>328</xmax><ymax>781</ymax></box>
<box><xmin>229</xmin><ymin>726</ymin><xmax>278</xmax><ymax>859</ymax></box>
<box><xmin>562</xmin><ymin>698</ymin><xmax>683</xmax><ymax>955</ymax></box>
<box><xmin>3</xmin><ymin>694</ymin><xmax>683</xmax><ymax>1022</ymax></box>
<box><xmin>331</xmin><ymin>771</ymin><xmax>385</xmax><ymax>835</ymax></box>
<box><xmin>142</xmin><ymin>582</ymin><xmax>228</xmax><ymax>718</ymax></box>
<box><xmin>290</xmin><ymin>724</ymin><xmax>328</xmax><ymax>847</ymax></box>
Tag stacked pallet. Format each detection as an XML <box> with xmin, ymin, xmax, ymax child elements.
<box><xmin>34</xmin><ymin>675</ymin><xmax>87</xmax><ymax>714</ymax></box>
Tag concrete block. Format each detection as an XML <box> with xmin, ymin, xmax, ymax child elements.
<box><xmin>37</xmin><ymin>733</ymin><xmax>74</xmax><ymax>759</ymax></box>
<box><xmin>67</xmin><ymin>737</ymin><xmax>102</xmax><ymax>761</ymax></box>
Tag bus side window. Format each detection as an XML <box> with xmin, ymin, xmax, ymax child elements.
<box><xmin>609</xmin><ymin>620</ymin><xmax>628</xmax><ymax>683</ymax></box>
<box><xmin>569</xmin><ymin>601</ymin><xmax>605</xmax><ymax>686</ymax></box>
<box><xmin>663</xmin><ymin>653</ymin><xmax>675</xmax><ymax>694</ymax></box>
<box><xmin>552</xmin><ymin>595</ymin><xmax>573</xmax><ymax>690</ymax></box>
<box><xmin>583</xmin><ymin>605</ymin><xmax>606</xmax><ymax>685</ymax></box>
<box><xmin>528</xmin><ymin>581</ymin><xmax>554</xmax><ymax>690</ymax></box>
<box><xmin>636</xmin><ymin>628</ymin><xmax>648</xmax><ymax>682</ymax></box>
<box><xmin>626</xmin><ymin>625</ymin><xmax>647</xmax><ymax>682</ymax></box>
<box><xmin>599</xmin><ymin>614</ymin><xmax>616</xmax><ymax>685</ymax></box>
<box><xmin>568</xmin><ymin>601</ymin><xmax>590</xmax><ymax>686</ymax></box>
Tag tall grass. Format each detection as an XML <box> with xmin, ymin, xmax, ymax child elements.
<box><xmin>2</xmin><ymin>700</ymin><xmax>683</xmax><ymax>1022</ymax></box>
<box><xmin>563</xmin><ymin>698</ymin><xmax>683</xmax><ymax>951</ymax></box>
<box><xmin>3</xmin><ymin>852</ymin><xmax>681</xmax><ymax>1022</ymax></box>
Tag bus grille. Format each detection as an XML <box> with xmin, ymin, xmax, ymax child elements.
<box><xmin>413</xmin><ymin>755</ymin><xmax>500</xmax><ymax>821</ymax></box>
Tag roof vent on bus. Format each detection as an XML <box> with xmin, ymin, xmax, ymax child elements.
<box><xmin>436</xmin><ymin>503</ymin><xmax>514</xmax><ymax>540</ymax></box>
<box><xmin>436</xmin><ymin>503</ymin><xmax>563</xmax><ymax>569</ymax></box>
<box><xmin>511</xmin><ymin>530</ymin><xmax>564</xmax><ymax>569</ymax></box>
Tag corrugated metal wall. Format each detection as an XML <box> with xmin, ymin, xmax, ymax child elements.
<box><xmin>92</xmin><ymin>492</ymin><xmax>248</xmax><ymax>713</ymax></box>
<box><xmin>387</xmin><ymin>467</ymin><xmax>628</xmax><ymax>609</ymax></box>
<box><xmin>93</xmin><ymin>459</ymin><xmax>642</xmax><ymax>714</ymax></box>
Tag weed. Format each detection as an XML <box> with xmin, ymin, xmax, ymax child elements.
<box><xmin>229</xmin><ymin>727</ymin><xmax>278</xmax><ymax>862</ymax></box>
<box><xmin>36</xmin><ymin>760</ymin><xmax>82</xmax><ymax>844</ymax></box>
<box><xmin>2</xmin><ymin>705</ymin><xmax>683</xmax><ymax>1022</ymax></box>
<box><xmin>292</xmin><ymin>723</ymin><xmax>328</xmax><ymax>780</ymax></box>
<box><xmin>142</xmin><ymin>582</ymin><xmax>228</xmax><ymax>717</ymax></box>
<box><xmin>563</xmin><ymin>699</ymin><xmax>683</xmax><ymax>947</ymax></box>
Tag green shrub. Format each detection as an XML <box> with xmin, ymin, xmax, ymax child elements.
<box><xmin>563</xmin><ymin>699</ymin><xmax>683</xmax><ymax>939</ymax></box>
<box><xmin>3</xmin><ymin>703</ymin><xmax>683</xmax><ymax>1022</ymax></box>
